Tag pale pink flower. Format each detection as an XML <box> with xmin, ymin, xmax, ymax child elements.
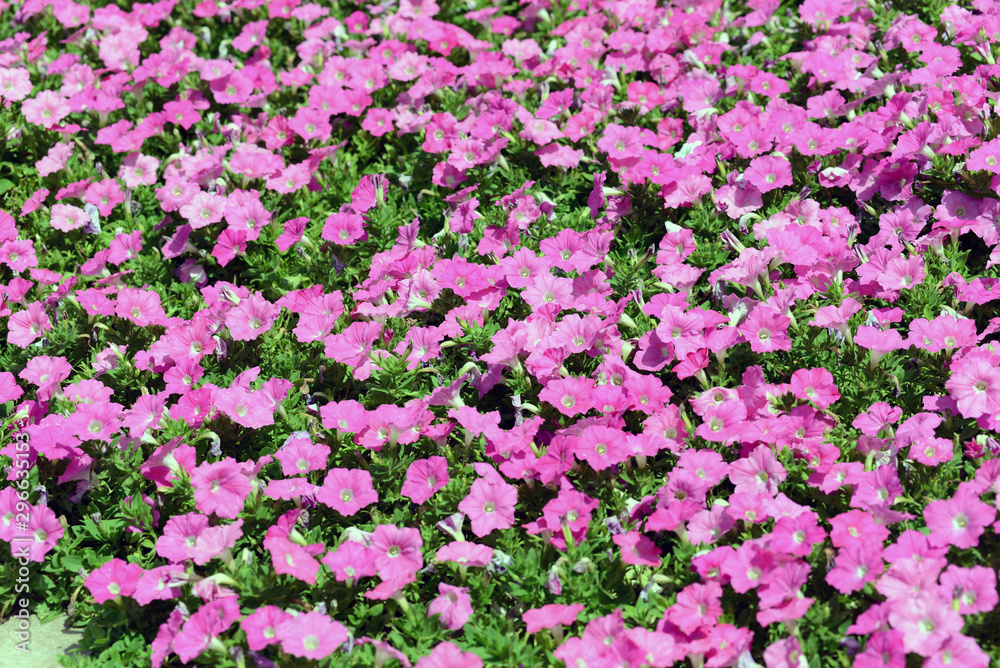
<box><xmin>50</xmin><ymin>204</ymin><xmax>89</xmax><ymax>232</ymax></box>
<box><xmin>22</xmin><ymin>91</ymin><xmax>70</xmax><ymax>129</ymax></box>
<box><xmin>945</xmin><ymin>356</ymin><xmax>1000</xmax><ymax>419</ymax></box>
<box><xmin>0</xmin><ymin>67</ymin><xmax>31</xmax><ymax>101</ymax></box>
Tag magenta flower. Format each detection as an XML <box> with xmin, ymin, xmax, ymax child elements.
<box><xmin>744</xmin><ymin>155</ymin><xmax>793</xmax><ymax>193</ymax></box>
<box><xmin>415</xmin><ymin>642</ymin><xmax>483</xmax><ymax>668</ymax></box>
<box><xmin>770</xmin><ymin>511</ymin><xmax>826</xmax><ymax>557</ymax></box>
<box><xmin>539</xmin><ymin>376</ymin><xmax>594</xmax><ymax>417</ymax></box>
<box><xmin>7</xmin><ymin>302</ymin><xmax>51</xmax><ymax>348</ymax></box>
<box><xmin>322</xmin><ymin>212</ymin><xmax>367</xmax><ymax>245</ymax></box>
<box><xmin>728</xmin><ymin>446</ymin><xmax>786</xmax><ymax>496</ymax></box>
<box><xmin>828</xmin><ymin>509</ymin><xmax>890</xmax><ymax>548</ymax></box>
<box><xmin>274</xmin><ymin>435</ymin><xmax>330</xmax><ymax>476</ymax></box>
<box><xmin>180</xmin><ymin>191</ymin><xmax>227</xmax><ymax>228</ymax></box>
<box><xmin>115</xmin><ymin>288</ymin><xmax>168</xmax><ymax>327</ymax></box>
<box><xmin>224</xmin><ymin>190</ymin><xmax>271</xmax><ymax>241</ymax></box>
<box><xmin>371</xmin><ymin>524</ymin><xmax>423</xmax><ymax>581</ymax></box>
<box><xmin>597</xmin><ymin>123</ymin><xmax>644</xmax><ymax>159</ymax></box>
<box><xmin>923</xmin><ymin>489</ymin><xmax>996</xmax><ymax>549</ymax></box>
<box><xmin>190</xmin><ymin>457</ymin><xmax>253</xmax><ymax>519</ymax></box>
<box><xmin>613</xmin><ymin>531</ymin><xmax>662</xmax><ymax>567</ymax></box>
<box><xmin>155</xmin><ymin>513</ymin><xmax>210</xmax><ymax>563</ymax></box>
<box><xmin>316</xmin><ymin>468</ymin><xmax>379</xmax><ymax>516</ymax></box>
<box><xmin>435</xmin><ymin>541</ymin><xmax>493</xmax><ymax>568</ymax></box>
<box><xmin>0</xmin><ymin>66</ymin><xmax>31</xmax><ymax>101</ymax></box>
<box><xmin>666</xmin><ymin>581</ymin><xmax>722</xmax><ymax>635</ymax></box>
<box><xmin>226</xmin><ymin>292</ymin><xmax>280</xmax><ymax>341</ymax></box>
<box><xmin>214</xmin><ymin>387</ymin><xmax>273</xmax><ymax>429</ymax></box>
<box><xmin>50</xmin><ymin>203</ymin><xmax>90</xmax><ymax>232</ymax></box>
<box><xmin>322</xmin><ymin>541</ymin><xmax>378</xmax><ymax>582</ymax></box>
<box><xmin>945</xmin><ymin>355</ymin><xmax>1000</xmax><ymax>419</ymax></box>
<box><xmin>265</xmin><ymin>536</ymin><xmax>322</xmax><ymax>584</ymax></box>
<box><xmin>967</xmin><ymin>138</ymin><xmax>1000</xmax><ymax>173</ymax></box>
<box><xmin>172</xmin><ymin>597</ymin><xmax>241</xmax><ymax>663</ymax></box>
<box><xmin>739</xmin><ymin>306</ymin><xmax>793</xmax><ymax>353</ymax></box>
<box><xmin>457</xmin><ymin>475</ymin><xmax>518</xmax><ymax>537</ymax></box>
<box><xmin>522</xmin><ymin>603</ymin><xmax>584</xmax><ymax>634</ymax></box>
<box><xmin>825</xmin><ymin>542</ymin><xmax>883</xmax><ymax>594</ymax></box>
<box><xmin>241</xmin><ymin>606</ymin><xmax>292</xmax><ymax>651</ymax></box>
<box><xmin>789</xmin><ymin>368</ymin><xmax>840</xmax><ymax>408</ymax></box>
<box><xmin>84</xmin><ymin>179</ymin><xmax>124</xmax><ymax>217</ymax></box>
<box><xmin>133</xmin><ymin>566</ymin><xmax>184</xmax><ymax>606</ymax></box>
<box><xmin>18</xmin><ymin>355</ymin><xmax>71</xmax><ymax>401</ymax></box>
<box><xmin>428</xmin><ymin>583</ymin><xmax>473</xmax><ymax>630</ymax></box>
<box><xmin>401</xmin><ymin>456</ymin><xmax>450</xmax><ymax>505</ymax></box>
<box><xmin>572</xmin><ymin>425</ymin><xmax>629</xmax><ymax>471</ymax></box>
<box><xmin>85</xmin><ymin>558</ymin><xmax>143</xmax><ymax>604</ymax></box>
<box><xmin>523</xmin><ymin>480</ymin><xmax>600</xmax><ymax>549</ymax></box>
<box><xmin>939</xmin><ymin>564</ymin><xmax>999</xmax><ymax>614</ymax></box>
<box><xmin>887</xmin><ymin>591</ymin><xmax>964</xmax><ymax>657</ymax></box>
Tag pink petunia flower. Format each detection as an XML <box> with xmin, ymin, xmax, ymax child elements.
<box><xmin>316</xmin><ymin>468</ymin><xmax>379</xmax><ymax>516</ymax></box>
<box><xmin>739</xmin><ymin>306</ymin><xmax>793</xmax><ymax>353</ymax></box>
<box><xmin>825</xmin><ymin>541</ymin><xmax>883</xmax><ymax>594</ymax></box>
<box><xmin>435</xmin><ymin>541</ymin><xmax>493</xmax><ymax>568</ymax></box>
<box><xmin>85</xmin><ymin>558</ymin><xmax>143</xmax><ymax>604</ymax></box>
<box><xmin>944</xmin><ymin>355</ymin><xmax>1000</xmax><ymax>420</ymax></box>
<box><xmin>133</xmin><ymin>565</ymin><xmax>184</xmax><ymax>606</ymax></box>
<box><xmin>789</xmin><ymin>368</ymin><xmax>840</xmax><ymax>408</ymax></box>
<box><xmin>415</xmin><ymin>642</ymin><xmax>483</xmax><ymax>668</ymax></box>
<box><xmin>241</xmin><ymin>605</ymin><xmax>292</xmax><ymax>651</ymax></box>
<box><xmin>729</xmin><ymin>447</ymin><xmax>786</xmax><ymax>496</ymax></box>
<box><xmin>116</xmin><ymin>288</ymin><xmax>168</xmax><ymax>327</ymax></box>
<box><xmin>18</xmin><ymin>355</ymin><xmax>72</xmax><ymax>401</ymax></box>
<box><xmin>190</xmin><ymin>457</ymin><xmax>253</xmax><ymax>519</ymax></box>
<box><xmin>922</xmin><ymin>489</ymin><xmax>996</xmax><ymax>549</ymax></box>
<box><xmin>225</xmin><ymin>190</ymin><xmax>272</xmax><ymax>241</ymax></box>
<box><xmin>7</xmin><ymin>302</ymin><xmax>51</xmax><ymax>348</ymax></box>
<box><xmin>539</xmin><ymin>376</ymin><xmax>594</xmax><ymax>417</ymax></box>
<box><xmin>457</xmin><ymin>474</ymin><xmax>518</xmax><ymax>537</ymax></box>
<box><xmin>0</xmin><ymin>67</ymin><xmax>32</xmax><ymax>101</ymax></box>
<box><xmin>371</xmin><ymin>524</ymin><xmax>423</xmax><ymax>581</ymax></box>
<box><xmin>22</xmin><ymin>90</ymin><xmax>71</xmax><ymax>129</ymax></box>
<box><xmin>274</xmin><ymin>435</ymin><xmax>329</xmax><ymax>476</ymax></box>
<box><xmin>265</xmin><ymin>535</ymin><xmax>322</xmax><ymax>584</ymax></box>
<box><xmin>225</xmin><ymin>292</ymin><xmax>280</xmax><ymax>341</ymax></box>
<box><xmin>613</xmin><ymin>531</ymin><xmax>662</xmax><ymax>567</ymax></box>
<box><xmin>50</xmin><ymin>203</ymin><xmax>89</xmax><ymax>232</ymax></box>
<box><xmin>744</xmin><ymin>155</ymin><xmax>793</xmax><ymax>193</ymax></box>
<box><xmin>887</xmin><ymin>591</ymin><xmax>964</xmax><ymax>657</ymax></box>
<box><xmin>322</xmin><ymin>540</ymin><xmax>378</xmax><ymax>583</ymax></box>
<box><xmin>401</xmin><ymin>456</ymin><xmax>450</xmax><ymax>505</ymax></box>
<box><xmin>597</xmin><ymin>124</ymin><xmax>644</xmax><ymax>159</ymax></box>
<box><xmin>666</xmin><ymin>581</ymin><xmax>722</xmax><ymax>635</ymax></box>
<box><xmin>172</xmin><ymin>597</ymin><xmax>241</xmax><ymax>663</ymax></box>
<box><xmin>428</xmin><ymin>583</ymin><xmax>473</xmax><ymax>630</ymax></box>
<box><xmin>522</xmin><ymin>603</ymin><xmax>584</xmax><ymax>634</ymax></box>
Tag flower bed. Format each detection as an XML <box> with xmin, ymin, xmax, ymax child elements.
<box><xmin>1</xmin><ymin>0</ymin><xmax>999</xmax><ymax>666</ymax></box>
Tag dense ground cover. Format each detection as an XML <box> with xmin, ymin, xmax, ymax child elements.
<box><xmin>1</xmin><ymin>0</ymin><xmax>1000</xmax><ymax>665</ymax></box>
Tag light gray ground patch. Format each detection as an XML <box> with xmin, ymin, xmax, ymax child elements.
<box><xmin>0</xmin><ymin>614</ymin><xmax>86</xmax><ymax>668</ymax></box>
